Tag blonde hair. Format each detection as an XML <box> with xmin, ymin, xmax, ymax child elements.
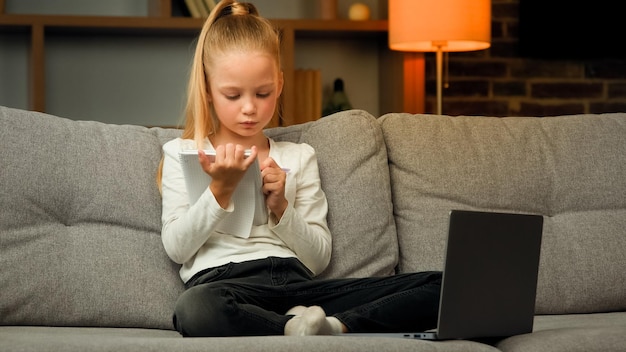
<box><xmin>157</xmin><ymin>1</ymin><xmax>281</xmax><ymax>189</ymax></box>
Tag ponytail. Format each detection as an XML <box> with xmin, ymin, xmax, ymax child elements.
<box><xmin>157</xmin><ymin>1</ymin><xmax>280</xmax><ymax>190</ymax></box>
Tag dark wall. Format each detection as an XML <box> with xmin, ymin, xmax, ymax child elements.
<box><xmin>424</xmin><ymin>0</ymin><xmax>626</xmax><ymax>117</ymax></box>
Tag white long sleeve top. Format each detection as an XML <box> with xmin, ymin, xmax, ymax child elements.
<box><xmin>161</xmin><ymin>137</ymin><xmax>332</xmax><ymax>283</ymax></box>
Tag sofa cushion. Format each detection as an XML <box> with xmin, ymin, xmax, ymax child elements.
<box><xmin>265</xmin><ymin>110</ymin><xmax>398</xmax><ymax>278</ymax></box>
<box><xmin>380</xmin><ymin>113</ymin><xmax>626</xmax><ymax>315</ymax></box>
<box><xmin>497</xmin><ymin>313</ymin><xmax>626</xmax><ymax>352</ymax></box>
<box><xmin>0</xmin><ymin>326</ymin><xmax>501</xmax><ymax>352</ymax></box>
<box><xmin>0</xmin><ymin>106</ymin><xmax>183</xmax><ymax>329</ymax></box>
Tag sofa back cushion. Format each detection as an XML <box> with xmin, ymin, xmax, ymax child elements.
<box><xmin>380</xmin><ymin>113</ymin><xmax>626</xmax><ymax>315</ymax></box>
<box><xmin>0</xmin><ymin>107</ymin><xmax>397</xmax><ymax>330</ymax></box>
<box><xmin>0</xmin><ymin>106</ymin><xmax>183</xmax><ymax>329</ymax></box>
<box><xmin>266</xmin><ymin>110</ymin><xmax>398</xmax><ymax>278</ymax></box>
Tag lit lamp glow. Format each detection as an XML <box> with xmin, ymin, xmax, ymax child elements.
<box><xmin>388</xmin><ymin>0</ymin><xmax>491</xmax><ymax>115</ymax></box>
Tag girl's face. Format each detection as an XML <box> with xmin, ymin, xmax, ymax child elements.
<box><xmin>208</xmin><ymin>50</ymin><xmax>283</xmax><ymax>143</ymax></box>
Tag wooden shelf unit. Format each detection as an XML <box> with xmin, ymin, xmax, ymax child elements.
<box><xmin>0</xmin><ymin>0</ymin><xmax>423</xmax><ymax>126</ymax></box>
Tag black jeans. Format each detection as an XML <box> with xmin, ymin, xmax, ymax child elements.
<box><xmin>173</xmin><ymin>257</ymin><xmax>442</xmax><ymax>337</ymax></box>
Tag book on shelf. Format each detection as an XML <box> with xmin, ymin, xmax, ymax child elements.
<box><xmin>203</xmin><ymin>0</ymin><xmax>217</xmax><ymax>13</ymax></box>
<box><xmin>196</xmin><ymin>0</ymin><xmax>209</xmax><ymax>17</ymax></box>
<box><xmin>184</xmin><ymin>0</ymin><xmax>201</xmax><ymax>18</ymax></box>
<box><xmin>184</xmin><ymin>0</ymin><xmax>217</xmax><ymax>18</ymax></box>
<box><xmin>294</xmin><ymin>69</ymin><xmax>322</xmax><ymax>125</ymax></box>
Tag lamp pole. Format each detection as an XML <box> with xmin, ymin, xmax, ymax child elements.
<box><xmin>434</xmin><ymin>41</ymin><xmax>446</xmax><ymax>116</ymax></box>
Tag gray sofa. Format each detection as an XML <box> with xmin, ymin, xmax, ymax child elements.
<box><xmin>1</xmin><ymin>105</ymin><xmax>625</xmax><ymax>352</ymax></box>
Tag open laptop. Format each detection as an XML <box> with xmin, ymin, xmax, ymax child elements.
<box><xmin>345</xmin><ymin>209</ymin><xmax>543</xmax><ymax>341</ymax></box>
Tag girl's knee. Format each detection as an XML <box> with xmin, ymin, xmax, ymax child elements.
<box><xmin>174</xmin><ymin>285</ymin><xmax>234</xmax><ymax>337</ymax></box>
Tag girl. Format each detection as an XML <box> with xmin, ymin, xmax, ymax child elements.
<box><xmin>159</xmin><ymin>0</ymin><xmax>441</xmax><ymax>337</ymax></box>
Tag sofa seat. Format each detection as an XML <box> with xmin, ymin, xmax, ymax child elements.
<box><xmin>497</xmin><ymin>312</ymin><xmax>626</xmax><ymax>352</ymax></box>
<box><xmin>0</xmin><ymin>326</ymin><xmax>502</xmax><ymax>352</ymax></box>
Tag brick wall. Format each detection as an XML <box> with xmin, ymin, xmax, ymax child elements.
<box><xmin>424</xmin><ymin>0</ymin><xmax>626</xmax><ymax>116</ymax></box>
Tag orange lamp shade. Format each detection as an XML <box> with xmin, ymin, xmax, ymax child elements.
<box><xmin>389</xmin><ymin>0</ymin><xmax>491</xmax><ymax>52</ymax></box>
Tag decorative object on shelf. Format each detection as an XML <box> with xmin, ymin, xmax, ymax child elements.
<box><xmin>322</xmin><ymin>78</ymin><xmax>353</xmax><ymax>117</ymax></box>
<box><xmin>320</xmin><ymin>0</ymin><xmax>338</xmax><ymax>20</ymax></box>
<box><xmin>388</xmin><ymin>0</ymin><xmax>491</xmax><ymax>115</ymax></box>
<box><xmin>348</xmin><ymin>2</ymin><xmax>371</xmax><ymax>21</ymax></box>
<box><xmin>294</xmin><ymin>69</ymin><xmax>322</xmax><ymax>124</ymax></box>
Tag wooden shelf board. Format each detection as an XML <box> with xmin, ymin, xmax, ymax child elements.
<box><xmin>0</xmin><ymin>13</ymin><xmax>421</xmax><ymax>123</ymax></box>
<box><xmin>0</xmin><ymin>14</ymin><xmax>204</xmax><ymax>33</ymax></box>
<box><xmin>0</xmin><ymin>14</ymin><xmax>388</xmax><ymax>35</ymax></box>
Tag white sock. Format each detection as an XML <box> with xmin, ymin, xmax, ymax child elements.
<box><xmin>284</xmin><ymin>306</ymin><xmax>344</xmax><ymax>336</ymax></box>
<box><xmin>286</xmin><ymin>305</ymin><xmax>307</xmax><ymax>316</ymax></box>
<box><xmin>324</xmin><ymin>317</ymin><xmax>344</xmax><ymax>335</ymax></box>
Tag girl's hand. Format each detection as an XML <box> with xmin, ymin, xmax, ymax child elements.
<box><xmin>198</xmin><ymin>144</ymin><xmax>258</xmax><ymax>209</ymax></box>
<box><xmin>260</xmin><ymin>157</ymin><xmax>288</xmax><ymax>221</ymax></box>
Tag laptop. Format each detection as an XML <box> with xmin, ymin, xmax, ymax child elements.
<box><xmin>345</xmin><ymin>209</ymin><xmax>543</xmax><ymax>341</ymax></box>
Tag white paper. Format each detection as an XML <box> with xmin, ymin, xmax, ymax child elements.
<box><xmin>178</xmin><ymin>150</ymin><xmax>267</xmax><ymax>238</ymax></box>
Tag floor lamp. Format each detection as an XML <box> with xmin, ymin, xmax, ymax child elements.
<box><xmin>388</xmin><ymin>0</ymin><xmax>491</xmax><ymax>115</ymax></box>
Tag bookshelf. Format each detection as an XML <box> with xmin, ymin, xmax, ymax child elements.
<box><xmin>0</xmin><ymin>0</ymin><xmax>423</xmax><ymax>127</ymax></box>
